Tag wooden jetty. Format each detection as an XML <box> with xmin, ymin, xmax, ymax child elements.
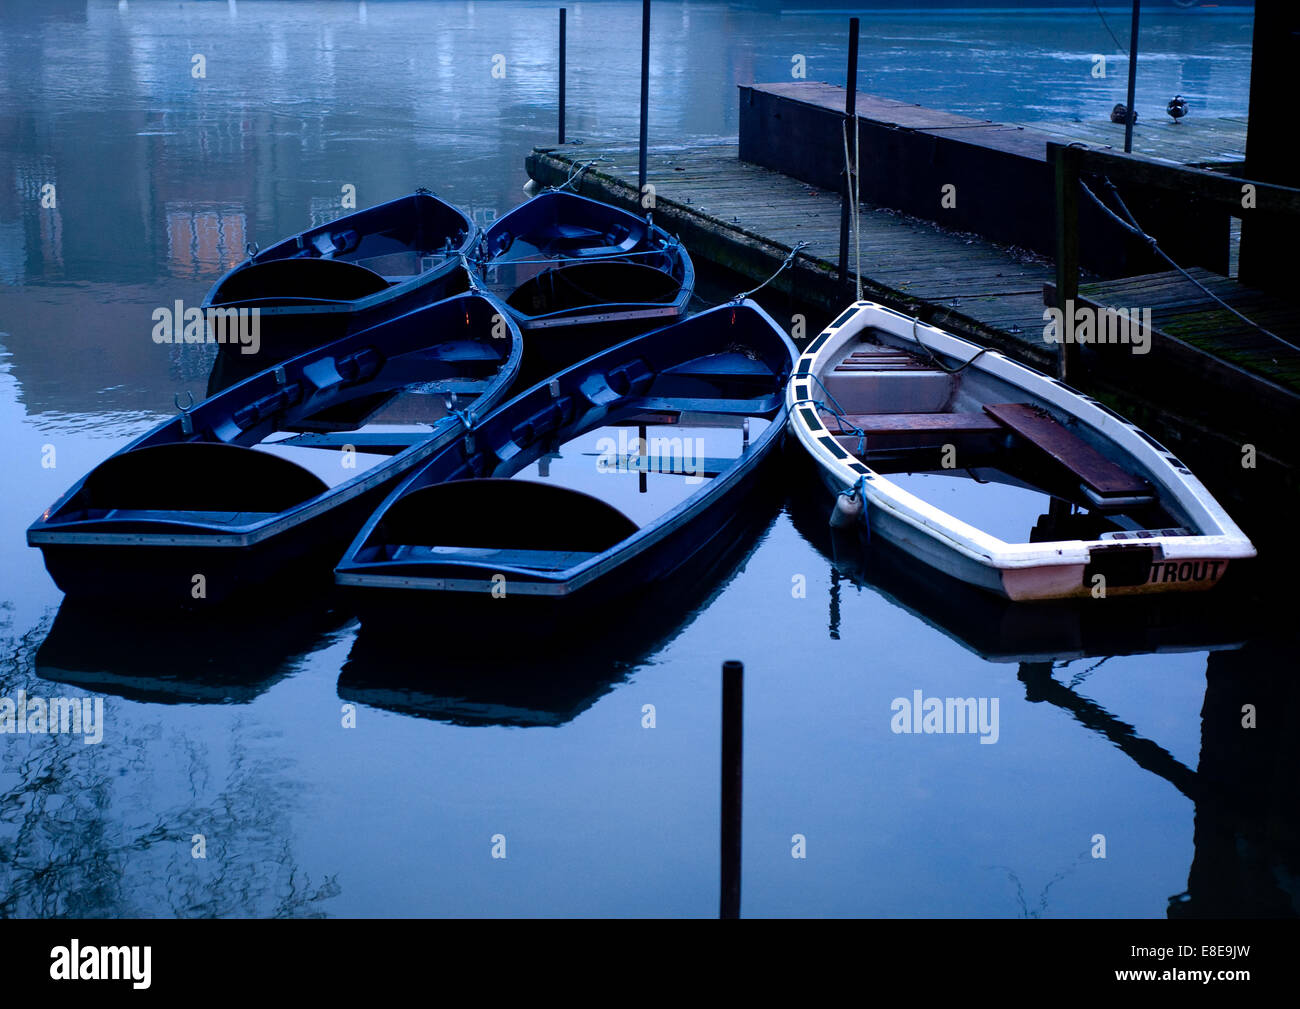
<box><xmin>527</xmin><ymin>139</ymin><xmax>1060</xmax><ymax>370</ymax></box>
<box><xmin>526</xmin><ymin>81</ymin><xmax>1299</xmax><ymax>510</ymax></box>
<box><xmin>1045</xmin><ymin>267</ymin><xmax>1300</xmax><ymax>472</ymax></box>
<box><xmin>739</xmin><ymin>82</ymin><xmax>1233</xmax><ymax>276</ymax></box>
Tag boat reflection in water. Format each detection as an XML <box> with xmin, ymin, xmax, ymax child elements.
<box><xmin>788</xmin><ymin>468</ymin><xmax>1299</xmax><ymax>918</ymax></box>
<box><xmin>35</xmin><ymin>598</ymin><xmax>353</xmax><ymax>705</ymax></box>
<box><xmin>338</xmin><ymin>482</ymin><xmax>782</xmax><ymax>728</ymax></box>
<box><xmin>786</xmin><ymin>468</ymin><xmax>1254</xmax><ymax>662</ymax></box>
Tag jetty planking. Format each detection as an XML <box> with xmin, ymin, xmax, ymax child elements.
<box><xmin>526</xmin><ymin>140</ymin><xmax>1060</xmax><ymax>369</ymax></box>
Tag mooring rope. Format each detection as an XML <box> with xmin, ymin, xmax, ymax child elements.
<box><xmin>906</xmin><ymin>316</ymin><xmax>989</xmax><ymax>374</ymax></box>
<box><xmin>729</xmin><ymin>240</ymin><xmax>810</xmax><ymax>303</ymax></box>
<box><xmin>1077</xmin><ymin>177</ymin><xmax>1300</xmax><ymax>354</ymax></box>
<box><xmin>789</xmin><ymin>371</ymin><xmax>868</xmax><ymax>457</ymax></box>
<box><xmin>551</xmin><ymin>155</ymin><xmax>615</xmax><ymax>193</ymax></box>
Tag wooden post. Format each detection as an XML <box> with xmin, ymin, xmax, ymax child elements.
<box><xmin>1123</xmin><ymin>0</ymin><xmax>1140</xmax><ymax>154</ymax></box>
<box><xmin>638</xmin><ymin>0</ymin><xmax>650</xmax><ymax>198</ymax></box>
<box><xmin>838</xmin><ymin>17</ymin><xmax>860</xmax><ymax>286</ymax></box>
<box><xmin>1052</xmin><ymin>143</ymin><xmax>1081</xmax><ymax>382</ymax></box>
<box><xmin>720</xmin><ymin>660</ymin><xmax>743</xmax><ymax>919</ymax></box>
<box><xmin>558</xmin><ymin>8</ymin><xmax>566</xmax><ymax>145</ymax></box>
<box><xmin>1239</xmin><ymin>2</ymin><xmax>1300</xmax><ymax>296</ymax></box>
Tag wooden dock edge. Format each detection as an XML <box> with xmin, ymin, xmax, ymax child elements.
<box><xmin>525</xmin><ymin>146</ymin><xmax>1057</xmax><ymax>372</ymax></box>
<box><xmin>1044</xmin><ymin>281</ymin><xmax>1300</xmax><ymax>473</ymax></box>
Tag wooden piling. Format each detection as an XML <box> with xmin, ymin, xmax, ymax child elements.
<box><xmin>720</xmin><ymin>659</ymin><xmax>743</xmax><ymax>919</ymax></box>
<box><xmin>638</xmin><ymin>0</ymin><xmax>650</xmax><ymax>197</ymax></box>
<box><xmin>558</xmin><ymin>8</ymin><xmax>566</xmax><ymax>145</ymax></box>
<box><xmin>1052</xmin><ymin>143</ymin><xmax>1081</xmax><ymax>381</ymax></box>
<box><xmin>1123</xmin><ymin>1</ymin><xmax>1140</xmax><ymax>154</ymax></box>
<box><xmin>838</xmin><ymin>17</ymin><xmax>859</xmax><ymax>287</ymax></box>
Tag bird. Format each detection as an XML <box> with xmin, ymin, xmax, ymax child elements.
<box><xmin>1167</xmin><ymin>95</ymin><xmax>1189</xmax><ymax>123</ymax></box>
<box><xmin>1110</xmin><ymin>103</ymin><xmax>1136</xmax><ymax>125</ymax></box>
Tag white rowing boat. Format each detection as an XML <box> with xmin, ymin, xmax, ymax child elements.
<box><xmin>786</xmin><ymin>301</ymin><xmax>1255</xmax><ymax>601</ymax></box>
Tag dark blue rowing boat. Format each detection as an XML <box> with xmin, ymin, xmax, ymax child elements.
<box><xmin>203</xmin><ymin>189</ymin><xmax>476</xmax><ymax>371</ymax></box>
<box><xmin>28</xmin><ymin>292</ymin><xmax>522</xmax><ymax>607</ymax></box>
<box><xmin>334</xmin><ymin>299</ymin><xmax>795</xmax><ymax>611</ymax></box>
<box><xmin>475</xmin><ymin>190</ymin><xmax>694</xmax><ymax>378</ymax></box>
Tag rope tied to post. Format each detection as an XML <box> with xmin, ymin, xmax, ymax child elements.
<box><xmin>1076</xmin><ymin>176</ymin><xmax>1300</xmax><ymax>354</ymax></box>
<box><xmin>841</xmin><ymin>118</ymin><xmax>862</xmax><ymax>301</ymax></box>
<box><xmin>730</xmin><ymin>240</ymin><xmax>809</xmax><ymax>303</ymax></box>
<box><xmin>551</xmin><ymin>156</ymin><xmax>614</xmax><ymax>193</ymax></box>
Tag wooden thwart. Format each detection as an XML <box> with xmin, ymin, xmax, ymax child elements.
<box><xmin>828</xmin><ymin>411</ymin><xmax>1002</xmax><ymax>434</ymax></box>
<box><xmin>983</xmin><ymin>402</ymin><xmax>1148</xmax><ymax>497</ymax></box>
<box><xmin>835</xmin><ymin>348</ymin><xmax>936</xmax><ymax>373</ymax></box>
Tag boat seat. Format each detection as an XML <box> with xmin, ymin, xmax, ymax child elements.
<box><xmin>825</xmin><ymin>411</ymin><xmax>1004</xmax><ymax>455</ymax></box>
<box><xmin>833</xmin><ymin>347</ymin><xmax>932</xmax><ymax>372</ymax></box>
<box><xmin>663</xmin><ymin>352</ymin><xmax>774</xmax><ymax>380</ymax></box>
<box><xmin>829</xmin><ymin>411</ymin><xmax>1004</xmax><ymax>434</ymax></box>
<box><xmin>378</xmin><ymin>478</ymin><xmax>639</xmax><ymax>554</ymax></box>
<box><xmin>80</xmin><ymin>443</ymin><xmax>328</xmax><ymax>513</ymax></box>
<box><xmin>568</xmin><ymin>232</ymin><xmax>644</xmax><ymax>259</ymax></box>
<box><xmin>409</xmin><ymin>341</ymin><xmax>502</xmax><ymax>363</ymax></box>
<box><xmin>208</xmin><ymin>257</ymin><xmax>389</xmax><ymax>305</ymax></box>
<box><xmin>983</xmin><ymin>402</ymin><xmax>1151</xmax><ymax>500</ymax></box>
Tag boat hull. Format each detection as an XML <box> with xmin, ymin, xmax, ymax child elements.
<box><xmin>789</xmin><ymin>300</ymin><xmax>1254</xmax><ymax>601</ymax></box>
<box><xmin>29</xmin><ymin>292</ymin><xmax>523</xmax><ymax>609</ymax></box>
<box><xmin>206</xmin><ymin>265</ymin><xmax>472</xmax><ymax>393</ymax></box>
<box><xmin>336</xmin><ymin>299</ymin><xmax>796</xmax><ymax>614</ymax></box>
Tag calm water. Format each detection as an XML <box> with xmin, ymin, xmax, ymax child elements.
<box><xmin>3</xmin><ymin>2</ymin><xmax>1295</xmax><ymax>919</ymax></box>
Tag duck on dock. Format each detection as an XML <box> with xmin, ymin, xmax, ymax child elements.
<box><xmin>1167</xmin><ymin>95</ymin><xmax>1189</xmax><ymax>123</ymax></box>
<box><xmin>1110</xmin><ymin>103</ymin><xmax>1135</xmax><ymax>125</ymax></box>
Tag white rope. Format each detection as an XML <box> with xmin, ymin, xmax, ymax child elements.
<box><xmin>842</xmin><ymin>118</ymin><xmax>863</xmax><ymax>300</ymax></box>
<box><xmin>854</xmin><ymin>111</ymin><xmax>862</xmax><ymax>301</ymax></box>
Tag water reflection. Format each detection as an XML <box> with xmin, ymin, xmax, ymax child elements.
<box><xmin>2</xmin><ymin>613</ymin><xmax>347</xmax><ymax>917</ymax></box>
<box><xmin>785</xmin><ymin>463</ymin><xmax>1254</xmax><ymax>662</ymax></box>
<box><xmin>36</xmin><ymin>598</ymin><xmax>352</xmax><ymax>705</ymax></box>
<box><xmin>788</xmin><ymin>465</ymin><xmax>1299</xmax><ymax>919</ymax></box>
<box><xmin>339</xmin><ymin>481</ymin><xmax>782</xmax><ymax>727</ymax></box>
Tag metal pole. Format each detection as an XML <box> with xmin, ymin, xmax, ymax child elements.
<box><xmin>838</xmin><ymin>17</ymin><xmax>860</xmax><ymax>285</ymax></box>
<box><xmin>1123</xmin><ymin>0</ymin><xmax>1140</xmax><ymax>154</ymax></box>
<box><xmin>558</xmin><ymin>8</ymin><xmax>567</xmax><ymax>145</ymax></box>
<box><xmin>720</xmin><ymin>659</ymin><xmax>744</xmax><ymax>919</ymax></box>
<box><xmin>638</xmin><ymin>0</ymin><xmax>650</xmax><ymax>197</ymax></box>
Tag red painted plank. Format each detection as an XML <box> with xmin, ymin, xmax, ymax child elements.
<box><xmin>983</xmin><ymin>402</ymin><xmax>1149</xmax><ymax>497</ymax></box>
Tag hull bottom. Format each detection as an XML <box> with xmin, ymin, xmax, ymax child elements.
<box><xmin>811</xmin><ymin>465</ymin><xmax>1234</xmax><ymax>602</ymax></box>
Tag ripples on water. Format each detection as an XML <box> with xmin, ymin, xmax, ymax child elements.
<box><xmin>2</xmin><ymin>3</ymin><xmax>1294</xmax><ymax>919</ymax></box>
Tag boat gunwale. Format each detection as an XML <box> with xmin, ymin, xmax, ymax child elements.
<box><xmin>335</xmin><ymin>299</ymin><xmax>795</xmax><ymax>596</ymax></box>
<box><xmin>480</xmin><ymin>189</ymin><xmax>696</xmax><ymax>328</ymax></box>
<box><xmin>28</xmin><ymin>292</ymin><xmax>524</xmax><ymax>552</ymax></box>
<box><xmin>202</xmin><ymin>191</ymin><xmax>479</xmax><ymax>316</ymax></box>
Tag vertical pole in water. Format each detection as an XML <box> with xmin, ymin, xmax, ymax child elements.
<box><xmin>1052</xmin><ymin>143</ymin><xmax>1081</xmax><ymax>382</ymax></box>
<box><xmin>638</xmin><ymin>0</ymin><xmax>651</xmax><ymax>198</ymax></box>
<box><xmin>1123</xmin><ymin>0</ymin><xmax>1140</xmax><ymax>154</ymax></box>
<box><xmin>638</xmin><ymin>422</ymin><xmax>648</xmax><ymax>494</ymax></box>
<box><xmin>558</xmin><ymin>8</ymin><xmax>567</xmax><ymax>145</ymax></box>
<box><xmin>838</xmin><ymin>17</ymin><xmax>860</xmax><ymax>286</ymax></box>
<box><xmin>720</xmin><ymin>660</ymin><xmax>744</xmax><ymax>919</ymax></box>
